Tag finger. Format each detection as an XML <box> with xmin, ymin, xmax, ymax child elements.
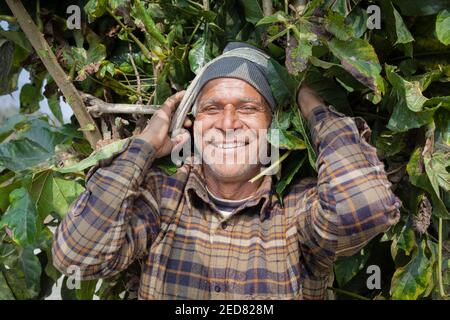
<box><xmin>183</xmin><ymin>117</ymin><xmax>192</xmax><ymax>128</ymax></box>
<box><xmin>160</xmin><ymin>90</ymin><xmax>186</xmax><ymax>116</ymax></box>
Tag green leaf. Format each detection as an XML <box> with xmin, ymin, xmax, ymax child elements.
<box><xmin>385</xmin><ymin>64</ymin><xmax>428</xmax><ymax>112</ymax></box>
<box><xmin>380</xmin><ymin>0</ymin><xmax>414</xmax><ymax>45</ymax></box>
<box><xmin>0</xmin><ymin>40</ymin><xmax>14</xmax><ymax>96</ymax></box>
<box><xmin>269</xmin><ymin>108</ymin><xmax>306</xmax><ymax>151</ymax></box>
<box><xmin>19</xmin><ymin>83</ymin><xmax>43</xmax><ymax>114</ymax></box>
<box><xmin>0</xmin><ymin>188</ymin><xmax>39</xmax><ymax>246</ymax></box>
<box><xmin>0</xmin><ymin>270</ymin><xmax>15</xmax><ymax>299</ymax></box>
<box><xmin>47</xmin><ymin>95</ymin><xmax>64</xmax><ymax>124</ymax></box>
<box><xmin>327</xmin><ymin>37</ymin><xmax>383</xmax><ymax>95</ymax></box>
<box><xmin>1</xmin><ymin>246</ymin><xmax>42</xmax><ymax>299</ymax></box>
<box><xmin>0</xmin><ymin>118</ymin><xmax>73</xmax><ymax>172</ymax></box>
<box><xmin>346</xmin><ymin>7</ymin><xmax>368</xmax><ymax>38</ymax></box>
<box><xmin>30</xmin><ymin>170</ymin><xmax>85</xmax><ymax>219</ymax></box>
<box><xmin>387</xmin><ymin>101</ymin><xmax>438</xmax><ymax>132</ymax></box>
<box><xmin>334</xmin><ymin>249</ymin><xmax>370</xmax><ymax>287</ymax></box>
<box><xmin>0</xmin><ymin>29</ymin><xmax>32</xmax><ymax>52</ymax></box>
<box><xmin>0</xmin><ymin>114</ymin><xmax>26</xmax><ymax>143</ymax></box>
<box><xmin>391</xmin><ymin>0</ymin><xmax>449</xmax><ymax>16</ymax></box>
<box><xmin>58</xmin><ymin>138</ymin><xmax>128</xmax><ymax>173</ymax></box>
<box><xmin>238</xmin><ymin>0</ymin><xmax>263</xmax><ymax>24</ymax></box>
<box><xmin>375</xmin><ymin>130</ymin><xmax>406</xmax><ymax>157</ymax></box>
<box><xmin>436</xmin><ymin>10</ymin><xmax>450</xmax><ymax>46</ymax></box>
<box><xmin>390</xmin><ymin>240</ymin><xmax>433</xmax><ymax>300</ymax></box>
<box><xmin>189</xmin><ymin>34</ymin><xmax>214</xmax><ymax>75</ymax></box>
<box><xmin>424</xmin><ymin>151</ymin><xmax>450</xmax><ymax>195</ymax></box>
<box><xmin>276</xmin><ymin>153</ymin><xmax>306</xmax><ymax>197</ymax></box>
<box><xmin>76</xmin><ymin>280</ymin><xmax>98</xmax><ymax>300</ymax></box>
<box><xmin>84</xmin><ymin>0</ymin><xmax>107</xmax><ymax>22</ymax></box>
<box><xmin>393</xmin><ymin>222</ymin><xmax>417</xmax><ymax>257</ymax></box>
<box><xmin>255</xmin><ymin>11</ymin><xmax>287</xmax><ymax>26</ymax></box>
<box><xmin>407</xmin><ymin>148</ymin><xmax>450</xmax><ymax>218</ymax></box>
<box><xmin>290</xmin><ymin>106</ymin><xmax>317</xmax><ymax>170</ymax></box>
<box><xmin>325</xmin><ymin>11</ymin><xmax>354</xmax><ymax>41</ymax></box>
<box><xmin>266</xmin><ymin>58</ymin><xmax>298</xmax><ymax>107</ymax></box>
<box><xmin>0</xmin><ymin>176</ymin><xmax>21</xmax><ymax>213</ymax></box>
<box><xmin>133</xmin><ymin>0</ymin><xmax>167</xmax><ymax>46</ymax></box>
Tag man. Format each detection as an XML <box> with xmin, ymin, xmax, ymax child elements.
<box><xmin>52</xmin><ymin>43</ymin><xmax>400</xmax><ymax>299</ymax></box>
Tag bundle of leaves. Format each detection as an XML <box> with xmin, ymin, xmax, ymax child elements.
<box><xmin>0</xmin><ymin>0</ymin><xmax>449</xmax><ymax>300</ymax></box>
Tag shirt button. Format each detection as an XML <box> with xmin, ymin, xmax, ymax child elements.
<box><xmin>214</xmin><ymin>285</ymin><xmax>221</xmax><ymax>293</ymax></box>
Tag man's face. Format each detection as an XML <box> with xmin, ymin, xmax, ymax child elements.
<box><xmin>193</xmin><ymin>78</ymin><xmax>272</xmax><ymax>181</ymax></box>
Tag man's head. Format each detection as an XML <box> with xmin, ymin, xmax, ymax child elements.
<box><xmin>193</xmin><ymin>78</ymin><xmax>272</xmax><ymax>182</ymax></box>
<box><xmin>185</xmin><ymin>42</ymin><xmax>276</xmax><ymax>183</ymax></box>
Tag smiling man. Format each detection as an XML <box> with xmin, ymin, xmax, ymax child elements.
<box><xmin>52</xmin><ymin>42</ymin><xmax>400</xmax><ymax>300</ymax></box>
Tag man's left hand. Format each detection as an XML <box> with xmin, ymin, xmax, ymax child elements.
<box><xmin>297</xmin><ymin>85</ymin><xmax>325</xmax><ymax>119</ymax></box>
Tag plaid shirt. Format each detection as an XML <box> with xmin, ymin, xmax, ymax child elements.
<box><xmin>52</xmin><ymin>106</ymin><xmax>401</xmax><ymax>300</ymax></box>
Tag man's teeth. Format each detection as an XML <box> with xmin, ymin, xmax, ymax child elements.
<box><xmin>213</xmin><ymin>142</ymin><xmax>246</xmax><ymax>149</ymax></box>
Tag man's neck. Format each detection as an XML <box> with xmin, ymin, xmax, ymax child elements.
<box><xmin>202</xmin><ymin>167</ymin><xmax>262</xmax><ymax>200</ymax></box>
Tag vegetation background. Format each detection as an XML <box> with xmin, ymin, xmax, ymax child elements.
<box><xmin>0</xmin><ymin>0</ymin><xmax>449</xmax><ymax>300</ymax></box>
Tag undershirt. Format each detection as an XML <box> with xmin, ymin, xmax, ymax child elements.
<box><xmin>205</xmin><ymin>186</ymin><xmax>252</xmax><ymax>218</ymax></box>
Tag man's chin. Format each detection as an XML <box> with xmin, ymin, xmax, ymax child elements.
<box><xmin>203</xmin><ymin>163</ymin><xmax>260</xmax><ymax>180</ymax></box>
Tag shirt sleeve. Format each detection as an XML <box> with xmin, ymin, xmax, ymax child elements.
<box><xmin>52</xmin><ymin>138</ymin><xmax>161</xmax><ymax>279</ymax></box>
<box><xmin>296</xmin><ymin>105</ymin><xmax>401</xmax><ymax>276</ymax></box>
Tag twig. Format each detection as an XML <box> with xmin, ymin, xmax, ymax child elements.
<box><xmin>249</xmin><ymin>150</ymin><xmax>292</xmax><ymax>183</ymax></box>
<box><xmin>202</xmin><ymin>0</ymin><xmax>210</xmax><ymax>11</ymax></box>
<box><xmin>81</xmin><ymin>92</ymin><xmax>159</xmax><ymax>116</ymax></box>
<box><xmin>5</xmin><ymin>0</ymin><xmax>102</xmax><ymax>147</ymax></box>
<box><xmin>327</xmin><ymin>287</ymin><xmax>371</xmax><ymax>300</ymax></box>
<box><xmin>262</xmin><ymin>0</ymin><xmax>274</xmax><ymax>16</ymax></box>
<box><xmin>128</xmin><ymin>43</ymin><xmax>142</xmax><ymax>104</ymax></box>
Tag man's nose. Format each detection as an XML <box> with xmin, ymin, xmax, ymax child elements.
<box><xmin>216</xmin><ymin>104</ymin><xmax>243</xmax><ymax>130</ymax></box>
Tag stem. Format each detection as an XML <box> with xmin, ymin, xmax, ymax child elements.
<box><xmin>128</xmin><ymin>44</ymin><xmax>142</xmax><ymax>104</ymax></box>
<box><xmin>202</xmin><ymin>0</ymin><xmax>210</xmax><ymax>11</ymax></box>
<box><xmin>262</xmin><ymin>0</ymin><xmax>274</xmax><ymax>16</ymax></box>
<box><xmin>0</xmin><ymin>15</ymin><xmax>17</xmax><ymax>23</ymax></box>
<box><xmin>438</xmin><ymin>218</ymin><xmax>448</xmax><ymax>298</ymax></box>
<box><xmin>249</xmin><ymin>150</ymin><xmax>292</xmax><ymax>183</ymax></box>
<box><xmin>327</xmin><ymin>287</ymin><xmax>370</xmax><ymax>300</ymax></box>
<box><xmin>5</xmin><ymin>0</ymin><xmax>102</xmax><ymax>147</ymax></box>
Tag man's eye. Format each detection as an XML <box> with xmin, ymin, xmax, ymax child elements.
<box><xmin>203</xmin><ymin>106</ymin><xmax>220</xmax><ymax>114</ymax></box>
<box><xmin>239</xmin><ymin>106</ymin><xmax>258</xmax><ymax>113</ymax></box>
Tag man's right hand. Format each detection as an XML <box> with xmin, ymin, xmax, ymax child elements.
<box><xmin>136</xmin><ymin>90</ymin><xmax>191</xmax><ymax>158</ymax></box>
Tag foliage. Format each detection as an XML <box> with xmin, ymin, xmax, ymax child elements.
<box><xmin>0</xmin><ymin>0</ymin><xmax>449</xmax><ymax>300</ymax></box>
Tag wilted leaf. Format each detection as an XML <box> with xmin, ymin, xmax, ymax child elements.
<box><xmin>390</xmin><ymin>240</ymin><xmax>433</xmax><ymax>300</ymax></box>
<box><xmin>327</xmin><ymin>37</ymin><xmax>383</xmax><ymax>95</ymax></box>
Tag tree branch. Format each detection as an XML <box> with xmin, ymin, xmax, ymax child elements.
<box><xmin>5</xmin><ymin>0</ymin><xmax>102</xmax><ymax>147</ymax></box>
<box><xmin>262</xmin><ymin>0</ymin><xmax>273</xmax><ymax>16</ymax></box>
<box><xmin>81</xmin><ymin>93</ymin><xmax>159</xmax><ymax>117</ymax></box>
